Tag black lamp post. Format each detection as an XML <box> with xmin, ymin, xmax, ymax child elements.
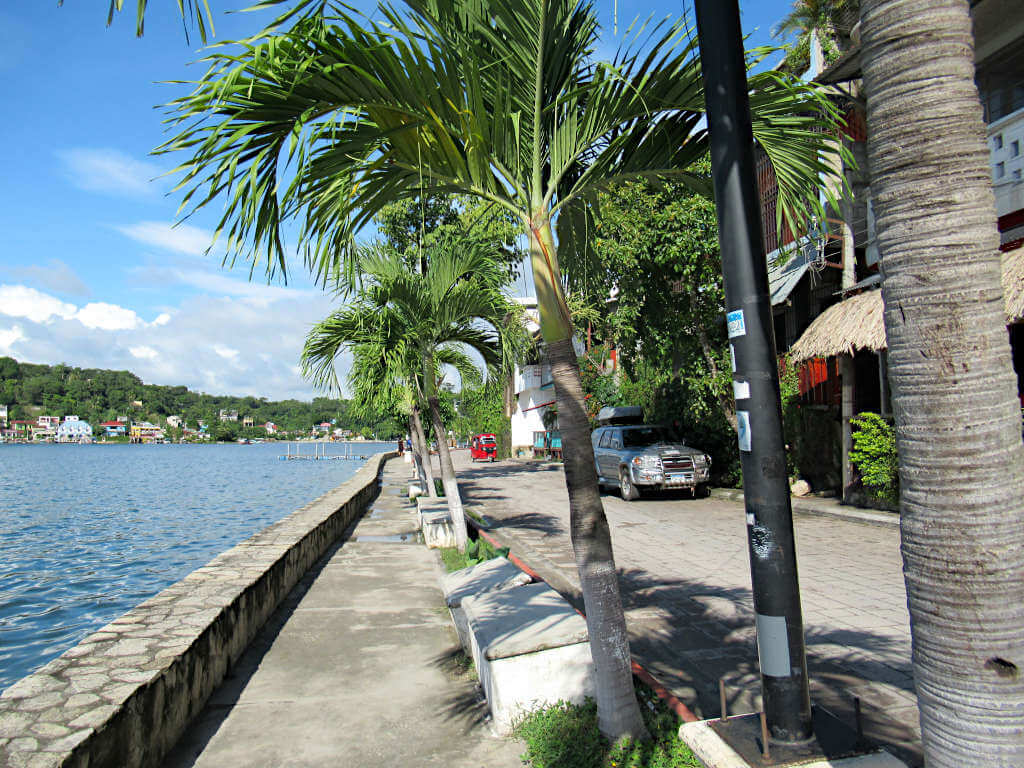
<box><xmin>693</xmin><ymin>0</ymin><xmax>814</xmax><ymax>743</ymax></box>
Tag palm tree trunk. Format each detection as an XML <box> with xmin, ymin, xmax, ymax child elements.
<box><xmin>411</xmin><ymin>404</ymin><xmax>438</xmax><ymax>498</ymax></box>
<box><xmin>427</xmin><ymin>394</ymin><xmax>470</xmax><ymax>551</ymax></box>
<box><xmin>860</xmin><ymin>1</ymin><xmax>1024</xmax><ymax>764</ymax></box>
<box><xmin>407</xmin><ymin>416</ymin><xmax>428</xmax><ymax>489</ymax></box>
<box><xmin>530</xmin><ymin>221</ymin><xmax>649</xmax><ymax>741</ymax></box>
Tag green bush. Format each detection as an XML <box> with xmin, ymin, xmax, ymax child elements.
<box><xmin>515</xmin><ymin>683</ymin><xmax>702</xmax><ymax>768</ymax></box>
<box><xmin>849</xmin><ymin>412</ymin><xmax>899</xmax><ymax>503</ymax></box>
<box><xmin>439</xmin><ymin>536</ymin><xmax>510</xmax><ymax>572</ymax></box>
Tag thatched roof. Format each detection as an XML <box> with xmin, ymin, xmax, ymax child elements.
<box><xmin>789</xmin><ymin>289</ymin><xmax>885</xmax><ymax>362</ymax></box>
<box><xmin>1001</xmin><ymin>248</ymin><xmax>1024</xmax><ymax>324</ymax></box>
<box><xmin>789</xmin><ymin>250</ymin><xmax>1024</xmax><ymax>363</ymax></box>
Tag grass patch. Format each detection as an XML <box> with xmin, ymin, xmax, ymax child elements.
<box><xmin>434</xmin><ymin>478</ymin><xmax>446</xmax><ymax>496</ymax></box>
<box><xmin>439</xmin><ymin>536</ymin><xmax>511</xmax><ymax>572</ymax></box>
<box><xmin>515</xmin><ymin>682</ymin><xmax>703</xmax><ymax>768</ymax></box>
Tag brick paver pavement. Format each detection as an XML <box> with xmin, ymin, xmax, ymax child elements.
<box><xmin>448</xmin><ymin>452</ymin><xmax>921</xmax><ymax>767</ymax></box>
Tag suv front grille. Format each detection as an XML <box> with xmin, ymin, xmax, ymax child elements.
<box><xmin>661</xmin><ymin>455</ymin><xmax>694</xmax><ymax>472</ymax></box>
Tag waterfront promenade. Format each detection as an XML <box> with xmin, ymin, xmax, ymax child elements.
<box><xmin>453</xmin><ymin>453</ymin><xmax>922</xmax><ymax>767</ymax></box>
<box><xmin>162</xmin><ymin>458</ymin><xmax>523</xmax><ymax>768</ymax></box>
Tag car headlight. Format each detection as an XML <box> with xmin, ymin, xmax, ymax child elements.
<box><xmin>631</xmin><ymin>455</ymin><xmax>661</xmax><ymax>470</ymax></box>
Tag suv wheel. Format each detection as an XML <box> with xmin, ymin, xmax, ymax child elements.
<box><xmin>619</xmin><ymin>468</ymin><xmax>640</xmax><ymax>501</ymax></box>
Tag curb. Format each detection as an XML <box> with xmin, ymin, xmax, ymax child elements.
<box><xmin>469</xmin><ymin>520</ymin><xmax>700</xmax><ymax>725</ymax></box>
<box><xmin>710</xmin><ymin>488</ymin><xmax>900</xmax><ymax>528</ymax></box>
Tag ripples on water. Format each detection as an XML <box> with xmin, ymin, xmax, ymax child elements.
<box><xmin>0</xmin><ymin>442</ymin><xmax>390</xmax><ymax>691</ymax></box>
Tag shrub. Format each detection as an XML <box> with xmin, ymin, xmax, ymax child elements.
<box><xmin>439</xmin><ymin>536</ymin><xmax>510</xmax><ymax>572</ymax></box>
<box><xmin>515</xmin><ymin>683</ymin><xmax>702</xmax><ymax>768</ymax></box>
<box><xmin>849</xmin><ymin>412</ymin><xmax>899</xmax><ymax>503</ymax></box>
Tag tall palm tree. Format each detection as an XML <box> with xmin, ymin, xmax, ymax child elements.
<box><xmin>162</xmin><ymin>0</ymin><xmax>840</xmax><ymax>738</ymax></box>
<box><xmin>859</xmin><ymin>1</ymin><xmax>1024</xmax><ymax>764</ymax></box>
<box><xmin>303</xmin><ymin>242</ymin><xmax>514</xmax><ymax>551</ymax></box>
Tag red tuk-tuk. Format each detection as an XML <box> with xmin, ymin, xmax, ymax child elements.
<box><xmin>470</xmin><ymin>433</ymin><xmax>498</xmax><ymax>462</ymax></box>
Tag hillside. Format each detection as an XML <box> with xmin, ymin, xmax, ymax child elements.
<box><xmin>0</xmin><ymin>356</ymin><xmax>402</xmax><ymax>437</ymax></box>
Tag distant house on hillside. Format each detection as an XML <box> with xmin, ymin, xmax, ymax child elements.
<box><xmin>242</xmin><ymin>416</ymin><xmax>255</xmax><ymax>428</ymax></box>
<box><xmin>99</xmin><ymin>420</ymin><xmax>127</xmax><ymax>437</ymax></box>
<box><xmin>219</xmin><ymin>409</ymin><xmax>238</xmax><ymax>422</ymax></box>
<box><xmin>57</xmin><ymin>419</ymin><xmax>93</xmax><ymax>443</ymax></box>
<box><xmin>166</xmin><ymin>415</ymin><xmax>183</xmax><ymax>428</ymax></box>
<box><xmin>261</xmin><ymin>422</ymin><xmax>278</xmax><ymax>435</ymax></box>
<box><xmin>0</xmin><ymin>404</ymin><xmax>8</xmax><ymax>427</ymax></box>
<box><xmin>11</xmin><ymin>420</ymin><xmax>35</xmax><ymax>439</ymax></box>
<box><xmin>130</xmin><ymin>421</ymin><xmax>165</xmax><ymax>443</ymax></box>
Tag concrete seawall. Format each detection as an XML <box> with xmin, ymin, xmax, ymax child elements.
<box><xmin>0</xmin><ymin>452</ymin><xmax>395</xmax><ymax>768</ymax></box>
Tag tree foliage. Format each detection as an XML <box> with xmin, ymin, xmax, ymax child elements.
<box><xmin>0</xmin><ymin>356</ymin><xmax>381</xmax><ymax>435</ymax></box>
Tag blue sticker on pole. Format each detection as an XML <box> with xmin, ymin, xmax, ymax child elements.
<box><xmin>727</xmin><ymin>309</ymin><xmax>746</xmax><ymax>339</ymax></box>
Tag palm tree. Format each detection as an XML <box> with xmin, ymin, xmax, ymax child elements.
<box><xmin>303</xmin><ymin>241</ymin><xmax>515</xmax><ymax>551</ymax></box>
<box><xmin>162</xmin><ymin>0</ymin><xmax>840</xmax><ymax>739</ymax></box>
<box><xmin>858</xmin><ymin>1</ymin><xmax>1024</xmax><ymax>764</ymax></box>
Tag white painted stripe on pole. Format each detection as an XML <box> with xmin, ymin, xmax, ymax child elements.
<box><xmin>732</xmin><ymin>379</ymin><xmax>750</xmax><ymax>400</ymax></box>
<box><xmin>755</xmin><ymin>614</ymin><xmax>791</xmax><ymax>678</ymax></box>
<box><xmin>736</xmin><ymin>411</ymin><xmax>752</xmax><ymax>452</ymax></box>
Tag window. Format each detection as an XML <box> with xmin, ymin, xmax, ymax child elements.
<box><xmin>1015</xmin><ymin>169</ymin><xmax>1022</xmax><ymax>181</ymax></box>
<box><xmin>610</xmin><ymin>431</ymin><xmax>622</xmax><ymax>450</ymax></box>
<box><xmin>996</xmin><ymin>162</ymin><xmax>1006</xmax><ymax>179</ymax></box>
<box><xmin>994</xmin><ymin>134</ymin><xmax>1004</xmax><ymax>150</ymax></box>
<box><xmin>1013</xmin><ymin>140</ymin><xmax>1021</xmax><ymax>157</ymax></box>
<box><xmin>599</xmin><ymin>431</ymin><xmax>611</xmax><ymax>449</ymax></box>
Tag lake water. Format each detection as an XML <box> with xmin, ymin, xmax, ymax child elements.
<box><xmin>0</xmin><ymin>441</ymin><xmax>392</xmax><ymax>692</ymax></box>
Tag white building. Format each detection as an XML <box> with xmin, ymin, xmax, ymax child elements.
<box><xmin>507</xmin><ymin>298</ymin><xmax>585</xmax><ymax>456</ymax></box>
<box><xmin>166</xmin><ymin>415</ymin><xmax>183</xmax><ymax>428</ymax></box>
<box><xmin>57</xmin><ymin>419</ymin><xmax>93</xmax><ymax>443</ymax></box>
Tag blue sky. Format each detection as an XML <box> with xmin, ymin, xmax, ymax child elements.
<box><xmin>0</xmin><ymin>0</ymin><xmax>795</xmax><ymax>400</ymax></box>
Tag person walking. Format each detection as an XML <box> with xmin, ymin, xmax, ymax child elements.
<box><xmin>397</xmin><ymin>436</ymin><xmax>405</xmax><ymax>456</ymax></box>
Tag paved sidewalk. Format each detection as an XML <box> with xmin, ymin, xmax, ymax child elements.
<box><xmin>163</xmin><ymin>459</ymin><xmax>523</xmax><ymax>768</ymax></box>
<box><xmin>452</xmin><ymin>452</ymin><xmax>921</xmax><ymax>767</ymax></box>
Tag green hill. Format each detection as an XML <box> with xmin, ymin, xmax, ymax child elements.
<box><xmin>0</xmin><ymin>356</ymin><xmax>402</xmax><ymax>439</ymax></box>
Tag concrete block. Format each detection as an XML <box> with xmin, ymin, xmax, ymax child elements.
<box><xmin>416</xmin><ymin>497</ymin><xmax>449</xmax><ymax>527</ymax></box>
<box><xmin>441</xmin><ymin>558</ymin><xmax>532</xmax><ymax>653</ymax></box>
<box><xmin>679</xmin><ymin>720</ymin><xmax>909</xmax><ymax>768</ymax></box>
<box><xmin>461</xmin><ymin>582</ymin><xmax>594</xmax><ymax>735</ymax></box>
<box><xmin>422</xmin><ymin>511</ymin><xmax>456</xmax><ymax>549</ymax></box>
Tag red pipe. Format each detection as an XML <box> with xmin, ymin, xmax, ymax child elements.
<box><xmin>470</xmin><ymin>522</ymin><xmax>700</xmax><ymax>724</ymax></box>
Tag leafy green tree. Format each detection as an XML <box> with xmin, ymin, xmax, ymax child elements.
<box><xmin>162</xmin><ymin>0</ymin><xmax>841</xmax><ymax>739</ymax></box>
<box><xmin>773</xmin><ymin>0</ymin><xmax>859</xmax><ymax>74</ymax></box>
<box><xmin>303</xmin><ymin>241</ymin><xmax>515</xmax><ymax>550</ymax></box>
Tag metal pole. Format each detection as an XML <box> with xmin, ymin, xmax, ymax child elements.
<box><xmin>694</xmin><ymin>0</ymin><xmax>813</xmax><ymax>743</ymax></box>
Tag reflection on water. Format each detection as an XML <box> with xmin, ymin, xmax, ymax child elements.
<box><xmin>0</xmin><ymin>442</ymin><xmax>389</xmax><ymax>691</ymax></box>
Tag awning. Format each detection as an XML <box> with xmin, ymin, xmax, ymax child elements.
<box><xmin>768</xmin><ymin>236</ymin><xmax>816</xmax><ymax>306</ymax></box>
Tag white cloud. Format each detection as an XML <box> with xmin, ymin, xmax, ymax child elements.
<box><xmin>0</xmin><ymin>324</ymin><xmax>25</xmax><ymax>353</ymax></box>
<box><xmin>213</xmin><ymin>344</ymin><xmax>240</xmax><ymax>360</ymax></box>
<box><xmin>76</xmin><ymin>302</ymin><xmax>141</xmax><ymax>331</ymax></box>
<box><xmin>168</xmin><ymin>269</ymin><xmax>315</xmax><ymax>306</ymax></box>
<box><xmin>9</xmin><ymin>260</ymin><xmax>91</xmax><ymax>297</ymax></box>
<box><xmin>0</xmin><ymin>285</ymin><xmax>77</xmax><ymax>324</ymax></box>
<box><xmin>129</xmin><ymin>346</ymin><xmax>159</xmax><ymax>360</ymax></box>
<box><xmin>57</xmin><ymin>148</ymin><xmax>163</xmax><ymax>197</ymax></box>
<box><xmin>117</xmin><ymin>222</ymin><xmax>214</xmax><ymax>256</ymax></box>
<box><xmin>0</xmin><ymin>283</ymin><xmax>343</xmax><ymax>400</ymax></box>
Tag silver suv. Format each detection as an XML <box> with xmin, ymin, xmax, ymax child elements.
<box><xmin>591</xmin><ymin>408</ymin><xmax>711</xmax><ymax>501</ymax></box>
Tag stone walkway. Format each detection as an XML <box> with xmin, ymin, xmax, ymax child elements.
<box><xmin>163</xmin><ymin>459</ymin><xmax>523</xmax><ymax>768</ymax></box>
<box><xmin>452</xmin><ymin>452</ymin><xmax>921</xmax><ymax>767</ymax></box>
